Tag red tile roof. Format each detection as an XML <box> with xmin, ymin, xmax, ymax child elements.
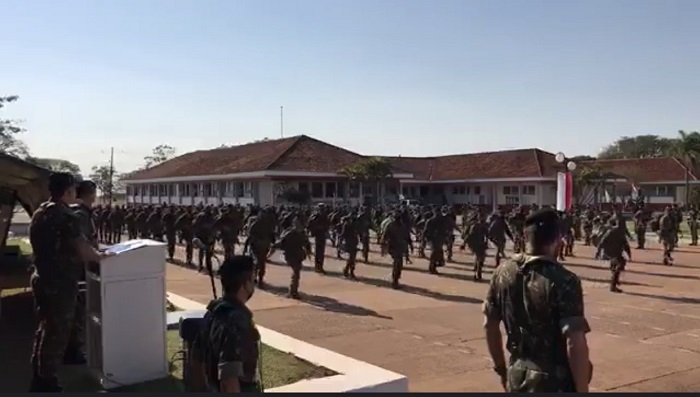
<box><xmin>581</xmin><ymin>157</ymin><xmax>697</xmax><ymax>184</ymax></box>
<box><xmin>122</xmin><ymin>135</ymin><xmax>696</xmax><ymax>184</ymax></box>
<box><xmin>384</xmin><ymin>149</ymin><xmax>559</xmax><ymax>181</ymax></box>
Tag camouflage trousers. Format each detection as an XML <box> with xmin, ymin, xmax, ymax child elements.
<box><xmin>221</xmin><ymin>238</ymin><xmax>236</xmax><ymax>261</ymax></box>
<box><xmin>252</xmin><ymin>245</ymin><xmax>270</xmax><ymax>283</ymax></box>
<box><xmin>287</xmin><ymin>259</ymin><xmax>303</xmax><ymax>295</ymax></box>
<box><xmin>313</xmin><ymin>236</ymin><xmax>326</xmax><ymax>270</ymax></box>
<box><xmin>428</xmin><ymin>241</ymin><xmax>444</xmax><ymax>272</ymax></box>
<box><xmin>390</xmin><ymin>253</ymin><xmax>404</xmax><ymax>286</ymax></box>
<box><xmin>507</xmin><ymin>359</ymin><xmax>575</xmax><ymax>393</ymax></box>
<box><xmin>343</xmin><ymin>248</ymin><xmax>358</xmax><ymax>277</ymax></box>
<box><xmin>361</xmin><ymin>234</ymin><xmax>370</xmax><ymax>263</ymax></box>
<box><xmin>635</xmin><ymin>229</ymin><xmax>646</xmax><ymax>249</ymax></box>
<box><xmin>166</xmin><ymin>232</ymin><xmax>177</xmax><ymax>259</ymax></box>
<box><xmin>65</xmin><ymin>284</ymin><xmax>86</xmax><ymax>359</ymax></box>
<box><xmin>30</xmin><ymin>275</ymin><xmax>79</xmax><ymax>387</ymax></box>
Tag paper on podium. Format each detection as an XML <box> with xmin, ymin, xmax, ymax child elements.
<box><xmin>104</xmin><ymin>239</ymin><xmax>165</xmax><ymax>255</ymax></box>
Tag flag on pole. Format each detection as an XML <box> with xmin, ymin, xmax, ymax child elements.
<box><xmin>556</xmin><ymin>172</ymin><xmax>573</xmax><ymax>211</ymax></box>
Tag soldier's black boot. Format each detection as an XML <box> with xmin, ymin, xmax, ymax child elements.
<box><xmin>343</xmin><ymin>264</ymin><xmax>351</xmax><ymax>278</ymax></box>
<box><xmin>610</xmin><ymin>271</ymin><xmax>622</xmax><ymax>293</ymax></box>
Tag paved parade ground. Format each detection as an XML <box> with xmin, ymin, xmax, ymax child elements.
<box><xmin>166</xmin><ymin>237</ymin><xmax>700</xmax><ymax>392</ymax></box>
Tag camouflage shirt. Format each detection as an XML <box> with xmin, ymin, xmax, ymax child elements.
<box><xmin>71</xmin><ymin>202</ymin><xmax>98</xmax><ymax>249</ymax></box>
<box><xmin>29</xmin><ymin>200</ymin><xmax>84</xmax><ymax>283</ymax></box>
<box><xmin>483</xmin><ymin>255</ymin><xmax>590</xmax><ymax>371</ymax></box>
<box><xmin>194</xmin><ymin>298</ymin><xmax>261</xmax><ymax>392</ymax></box>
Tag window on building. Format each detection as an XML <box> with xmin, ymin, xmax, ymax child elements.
<box><xmin>349</xmin><ymin>182</ymin><xmax>360</xmax><ymax>198</ymax></box>
<box><xmin>473</xmin><ymin>186</ymin><xmax>481</xmax><ymax>195</ymax></box>
<box><xmin>410</xmin><ymin>186</ymin><xmax>417</xmax><ymax>196</ymax></box>
<box><xmin>202</xmin><ymin>183</ymin><xmax>212</xmax><ymax>197</ymax></box>
<box><xmin>505</xmin><ymin>196</ymin><xmax>520</xmax><ymax>205</ymax></box>
<box><xmin>503</xmin><ymin>186</ymin><xmax>519</xmax><ymax>195</ymax></box>
<box><xmin>655</xmin><ymin>185</ymin><xmax>674</xmax><ymax>197</ymax></box>
<box><xmin>244</xmin><ymin>182</ymin><xmax>254</xmax><ymax>198</ymax></box>
<box><xmin>298</xmin><ymin>182</ymin><xmax>309</xmax><ymax>193</ymax></box>
<box><xmin>325</xmin><ymin>182</ymin><xmax>337</xmax><ymax>198</ymax></box>
<box><xmin>181</xmin><ymin>183</ymin><xmax>190</xmax><ymax>197</ymax></box>
<box><xmin>402</xmin><ymin>186</ymin><xmax>408</xmax><ymax>196</ymax></box>
<box><xmin>523</xmin><ymin>185</ymin><xmax>536</xmax><ymax>196</ymax></box>
<box><xmin>337</xmin><ymin>182</ymin><xmax>346</xmax><ymax>198</ymax></box>
<box><xmin>193</xmin><ymin>183</ymin><xmax>199</xmax><ymax>197</ymax></box>
<box><xmin>452</xmin><ymin>186</ymin><xmax>459</xmax><ymax>195</ymax></box>
<box><xmin>167</xmin><ymin>184</ymin><xmax>174</xmax><ymax>196</ymax></box>
<box><xmin>388</xmin><ymin>186</ymin><xmax>397</xmax><ymax>195</ymax></box>
<box><xmin>311</xmin><ymin>182</ymin><xmax>323</xmax><ymax>198</ymax></box>
<box><xmin>363</xmin><ymin>183</ymin><xmax>374</xmax><ymax>196</ymax></box>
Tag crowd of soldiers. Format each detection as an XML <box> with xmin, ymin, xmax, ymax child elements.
<box><xmin>89</xmin><ymin>200</ymin><xmax>697</xmax><ymax>297</ymax></box>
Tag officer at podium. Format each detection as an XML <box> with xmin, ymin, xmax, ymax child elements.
<box><xmin>28</xmin><ymin>172</ymin><xmax>111</xmax><ymax>392</ymax></box>
<box><xmin>64</xmin><ymin>180</ymin><xmax>98</xmax><ymax>365</ymax></box>
<box><xmin>192</xmin><ymin>255</ymin><xmax>262</xmax><ymax>392</ymax></box>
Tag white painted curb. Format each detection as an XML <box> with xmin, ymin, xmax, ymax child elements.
<box><xmin>167</xmin><ymin>292</ymin><xmax>408</xmax><ymax>393</ymax></box>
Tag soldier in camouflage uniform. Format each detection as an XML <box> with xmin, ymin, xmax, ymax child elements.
<box><xmin>381</xmin><ymin>210</ymin><xmax>409</xmax><ymax>289</ymax></box>
<box><xmin>687</xmin><ymin>209</ymin><xmax>698</xmax><ymax>246</ymax></box>
<box><xmin>274</xmin><ymin>216</ymin><xmax>311</xmax><ymax>299</ymax></box>
<box><xmin>659</xmin><ymin>207</ymin><xmax>676</xmax><ymax>266</ymax></box>
<box><xmin>339</xmin><ymin>214</ymin><xmax>360</xmax><ymax>279</ymax></box>
<box><xmin>597</xmin><ymin>220</ymin><xmax>632</xmax><ymax>293</ymax></box>
<box><xmin>462</xmin><ymin>213</ymin><xmax>489</xmax><ymax>281</ymax></box>
<box><xmin>175</xmin><ymin>206</ymin><xmax>195</xmax><ymax>265</ymax></box>
<box><xmin>482</xmin><ymin>208</ymin><xmax>592</xmax><ymax>392</ymax></box>
<box><xmin>28</xmin><ymin>173</ymin><xmax>108</xmax><ymax>392</ymax></box>
<box><xmin>192</xmin><ymin>255</ymin><xmax>262</xmax><ymax>393</ymax></box>
<box><xmin>65</xmin><ymin>180</ymin><xmax>99</xmax><ymax>365</ymax></box>
<box><xmin>162</xmin><ymin>205</ymin><xmax>178</xmax><ymax>260</ymax></box>
<box><xmin>487</xmin><ymin>211</ymin><xmax>513</xmax><ymax>267</ymax></box>
<box><xmin>633</xmin><ymin>208</ymin><xmax>648</xmax><ymax>249</ymax></box>
<box><xmin>193</xmin><ymin>207</ymin><xmax>217</xmax><ymax>274</ymax></box>
<box><xmin>243</xmin><ymin>209</ymin><xmax>274</xmax><ymax>286</ymax></box>
<box><xmin>307</xmin><ymin>204</ymin><xmax>330</xmax><ymax>273</ymax></box>
<box><xmin>356</xmin><ymin>207</ymin><xmax>372</xmax><ymax>263</ymax></box>
<box><xmin>423</xmin><ymin>210</ymin><xmax>446</xmax><ymax>274</ymax></box>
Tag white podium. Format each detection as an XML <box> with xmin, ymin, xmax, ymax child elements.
<box><xmin>86</xmin><ymin>239</ymin><xmax>168</xmax><ymax>389</ymax></box>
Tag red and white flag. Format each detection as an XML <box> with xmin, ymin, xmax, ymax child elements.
<box><xmin>631</xmin><ymin>182</ymin><xmax>639</xmax><ymax>198</ymax></box>
<box><xmin>556</xmin><ymin>172</ymin><xmax>573</xmax><ymax>211</ymax></box>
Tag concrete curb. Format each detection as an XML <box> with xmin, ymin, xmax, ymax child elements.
<box><xmin>166</xmin><ymin>292</ymin><xmax>409</xmax><ymax>393</ymax></box>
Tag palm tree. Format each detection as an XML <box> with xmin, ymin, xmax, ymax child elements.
<box><xmin>341</xmin><ymin>157</ymin><xmax>393</xmax><ymax>204</ymax></box>
<box><xmin>672</xmin><ymin>130</ymin><xmax>700</xmax><ymax>204</ymax></box>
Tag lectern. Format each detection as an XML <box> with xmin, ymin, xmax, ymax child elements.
<box><xmin>86</xmin><ymin>239</ymin><xmax>168</xmax><ymax>389</ymax></box>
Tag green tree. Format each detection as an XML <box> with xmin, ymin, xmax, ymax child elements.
<box><xmin>671</xmin><ymin>130</ymin><xmax>700</xmax><ymax>204</ymax></box>
<box><xmin>144</xmin><ymin>144</ymin><xmax>176</xmax><ymax>169</ymax></box>
<box><xmin>90</xmin><ymin>165</ymin><xmax>122</xmax><ymax>202</ymax></box>
<box><xmin>0</xmin><ymin>95</ymin><xmax>29</xmax><ymax>158</ymax></box>
<box><xmin>341</xmin><ymin>156</ymin><xmax>393</xmax><ymax>204</ymax></box>
<box><xmin>598</xmin><ymin>135</ymin><xmax>676</xmax><ymax>159</ymax></box>
<box><xmin>574</xmin><ymin>164</ymin><xmax>620</xmax><ymax>206</ymax></box>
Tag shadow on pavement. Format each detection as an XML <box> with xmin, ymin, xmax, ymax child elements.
<box><xmin>259</xmin><ymin>283</ymin><xmax>393</xmax><ymax>320</ymax></box>
<box><xmin>623</xmin><ymin>291</ymin><xmax>700</xmax><ymax>305</ymax></box>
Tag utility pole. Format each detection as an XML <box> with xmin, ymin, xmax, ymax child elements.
<box><xmin>107</xmin><ymin>147</ymin><xmax>114</xmax><ymax>205</ymax></box>
<box><xmin>280</xmin><ymin>105</ymin><xmax>284</xmax><ymax>138</ymax></box>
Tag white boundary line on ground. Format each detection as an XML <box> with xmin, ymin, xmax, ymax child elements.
<box><xmin>166</xmin><ymin>292</ymin><xmax>408</xmax><ymax>393</ymax></box>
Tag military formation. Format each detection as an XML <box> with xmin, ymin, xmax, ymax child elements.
<box><xmin>88</xmin><ymin>200</ymin><xmax>696</xmax><ymax>297</ymax></box>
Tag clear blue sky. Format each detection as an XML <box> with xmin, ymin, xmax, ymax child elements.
<box><xmin>2</xmin><ymin>0</ymin><xmax>699</xmax><ymax>176</ymax></box>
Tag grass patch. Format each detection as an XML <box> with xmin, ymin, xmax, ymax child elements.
<box><xmin>0</xmin><ymin>288</ymin><xmax>30</xmax><ymax>297</ymax></box>
<box><xmin>60</xmin><ymin>330</ymin><xmax>335</xmax><ymax>392</ymax></box>
<box><xmin>5</xmin><ymin>237</ymin><xmax>32</xmax><ymax>255</ymax></box>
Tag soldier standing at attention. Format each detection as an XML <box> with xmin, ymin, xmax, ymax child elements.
<box><xmin>597</xmin><ymin>220</ymin><xmax>632</xmax><ymax>293</ymax></box>
<box><xmin>380</xmin><ymin>210</ymin><xmax>408</xmax><ymax>289</ymax></box>
<box><xmin>175</xmin><ymin>206</ymin><xmax>195</xmax><ymax>266</ymax></box>
<box><xmin>65</xmin><ymin>180</ymin><xmax>98</xmax><ymax>365</ymax></box>
<box><xmin>124</xmin><ymin>207</ymin><xmax>137</xmax><ymax>240</ymax></box>
<box><xmin>274</xmin><ymin>217</ymin><xmax>311</xmax><ymax>299</ymax></box>
<box><xmin>29</xmin><ymin>173</ymin><xmax>110</xmax><ymax>392</ymax></box>
<box><xmin>193</xmin><ymin>207</ymin><xmax>216</xmax><ymax>274</ymax></box>
<box><xmin>307</xmin><ymin>204</ymin><xmax>330</xmax><ymax>274</ymax></box>
<box><xmin>482</xmin><ymin>208</ymin><xmax>592</xmax><ymax>392</ymax></box>
<box><xmin>191</xmin><ymin>255</ymin><xmax>262</xmax><ymax>393</ymax></box>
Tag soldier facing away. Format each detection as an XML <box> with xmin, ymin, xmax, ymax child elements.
<box><xmin>482</xmin><ymin>208</ymin><xmax>592</xmax><ymax>392</ymax></box>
